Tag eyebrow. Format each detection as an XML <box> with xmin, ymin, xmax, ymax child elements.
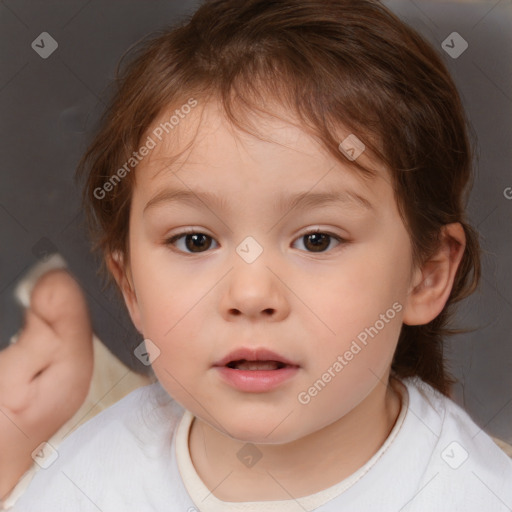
<box><xmin>143</xmin><ymin>187</ymin><xmax>374</xmax><ymax>215</ymax></box>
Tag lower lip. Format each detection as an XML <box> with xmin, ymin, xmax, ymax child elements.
<box><xmin>214</xmin><ymin>366</ymin><xmax>299</xmax><ymax>392</ymax></box>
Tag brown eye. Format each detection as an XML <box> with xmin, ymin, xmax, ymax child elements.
<box><xmin>166</xmin><ymin>232</ymin><xmax>218</xmax><ymax>253</ymax></box>
<box><xmin>304</xmin><ymin>233</ymin><xmax>330</xmax><ymax>252</ymax></box>
<box><xmin>293</xmin><ymin>231</ymin><xmax>343</xmax><ymax>253</ymax></box>
<box><xmin>185</xmin><ymin>233</ymin><xmax>212</xmax><ymax>252</ymax></box>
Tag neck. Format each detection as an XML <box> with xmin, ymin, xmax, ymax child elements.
<box><xmin>188</xmin><ymin>377</ymin><xmax>403</xmax><ymax>502</ymax></box>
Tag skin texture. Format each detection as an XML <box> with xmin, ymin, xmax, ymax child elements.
<box><xmin>110</xmin><ymin>100</ymin><xmax>466</xmax><ymax>501</ymax></box>
<box><xmin>0</xmin><ymin>270</ymin><xmax>93</xmax><ymax>500</ymax></box>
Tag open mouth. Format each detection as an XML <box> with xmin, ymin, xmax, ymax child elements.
<box><xmin>225</xmin><ymin>360</ymin><xmax>289</xmax><ymax>371</ymax></box>
<box><xmin>214</xmin><ymin>351</ymin><xmax>300</xmax><ymax>391</ymax></box>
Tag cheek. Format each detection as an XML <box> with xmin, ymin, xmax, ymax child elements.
<box><xmin>303</xmin><ymin>243</ymin><xmax>409</xmax><ymax>371</ymax></box>
<box><xmin>343</xmin><ymin>226</ymin><xmax>412</xmax><ymax>307</ymax></box>
<box><xmin>298</xmin><ymin>298</ymin><xmax>403</xmax><ymax>422</ymax></box>
<box><xmin>313</xmin><ymin>255</ymin><xmax>402</xmax><ymax>329</ymax></box>
<box><xmin>129</xmin><ymin>245</ymin><xmax>212</xmax><ymax>369</ymax></box>
<box><xmin>129</xmin><ymin>241</ymin><xmax>197</xmax><ymax>333</ymax></box>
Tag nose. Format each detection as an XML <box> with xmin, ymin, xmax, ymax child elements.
<box><xmin>219</xmin><ymin>256</ymin><xmax>291</xmax><ymax>322</ymax></box>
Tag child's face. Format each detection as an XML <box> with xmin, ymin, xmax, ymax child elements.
<box><xmin>123</xmin><ymin>100</ymin><xmax>416</xmax><ymax>443</ymax></box>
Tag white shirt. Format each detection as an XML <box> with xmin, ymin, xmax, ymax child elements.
<box><xmin>9</xmin><ymin>377</ymin><xmax>512</xmax><ymax>511</ymax></box>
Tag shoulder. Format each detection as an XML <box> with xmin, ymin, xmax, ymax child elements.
<box><xmin>48</xmin><ymin>380</ymin><xmax>185</xmax><ymax>457</ymax></box>
<box><xmin>402</xmin><ymin>377</ymin><xmax>512</xmax><ymax>511</ymax></box>
<box><xmin>10</xmin><ymin>382</ymin><xmax>186</xmax><ymax>512</ymax></box>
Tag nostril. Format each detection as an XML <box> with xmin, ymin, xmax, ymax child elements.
<box><xmin>227</xmin><ymin>308</ymin><xmax>275</xmax><ymax>316</ymax></box>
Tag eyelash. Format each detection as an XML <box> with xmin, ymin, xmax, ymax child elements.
<box><xmin>164</xmin><ymin>228</ymin><xmax>347</xmax><ymax>255</ymax></box>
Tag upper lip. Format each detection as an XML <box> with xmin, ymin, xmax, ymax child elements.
<box><xmin>213</xmin><ymin>347</ymin><xmax>299</xmax><ymax>367</ymax></box>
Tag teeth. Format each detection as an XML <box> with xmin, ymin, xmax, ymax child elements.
<box><xmin>231</xmin><ymin>360</ymin><xmax>285</xmax><ymax>371</ymax></box>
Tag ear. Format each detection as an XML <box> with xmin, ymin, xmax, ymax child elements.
<box><xmin>402</xmin><ymin>223</ymin><xmax>466</xmax><ymax>326</ymax></box>
<box><xmin>106</xmin><ymin>251</ymin><xmax>143</xmax><ymax>334</ymax></box>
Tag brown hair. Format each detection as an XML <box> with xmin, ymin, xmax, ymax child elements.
<box><xmin>78</xmin><ymin>0</ymin><xmax>480</xmax><ymax>395</ymax></box>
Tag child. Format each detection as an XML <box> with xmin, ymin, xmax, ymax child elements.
<box><xmin>12</xmin><ymin>0</ymin><xmax>512</xmax><ymax>510</ymax></box>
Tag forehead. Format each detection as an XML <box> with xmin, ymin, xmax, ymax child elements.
<box><xmin>135</xmin><ymin>99</ymin><xmax>390</xmax><ymax>206</ymax></box>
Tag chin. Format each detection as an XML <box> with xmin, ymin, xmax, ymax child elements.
<box><xmin>217</xmin><ymin>413</ymin><xmax>304</xmax><ymax>445</ymax></box>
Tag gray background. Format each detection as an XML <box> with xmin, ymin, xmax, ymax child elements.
<box><xmin>1</xmin><ymin>0</ymin><xmax>511</xmax><ymax>443</ymax></box>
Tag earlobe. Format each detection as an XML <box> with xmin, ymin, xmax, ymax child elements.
<box><xmin>106</xmin><ymin>251</ymin><xmax>143</xmax><ymax>334</ymax></box>
<box><xmin>402</xmin><ymin>223</ymin><xmax>466</xmax><ymax>326</ymax></box>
